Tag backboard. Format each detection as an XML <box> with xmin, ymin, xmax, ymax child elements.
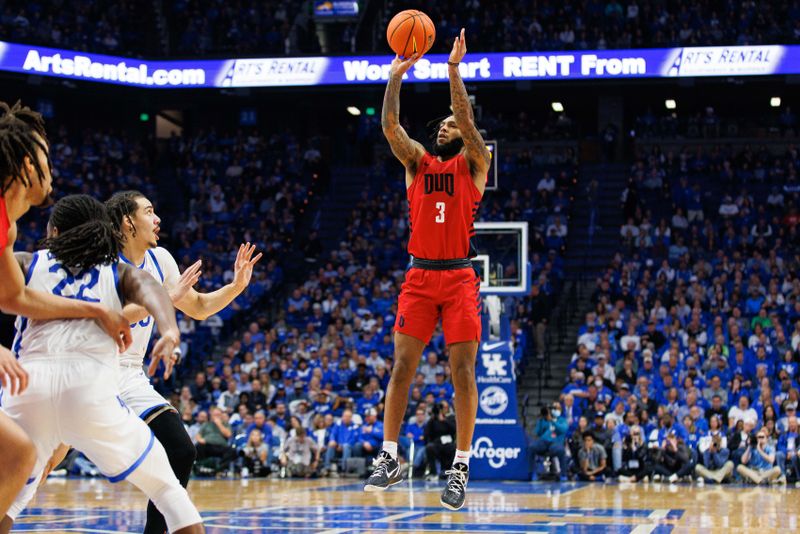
<box><xmin>471</xmin><ymin>221</ymin><xmax>529</xmax><ymax>296</ymax></box>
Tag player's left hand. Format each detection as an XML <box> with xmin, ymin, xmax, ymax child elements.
<box><xmin>232</xmin><ymin>242</ymin><xmax>263</xmax><ymax>290</ymax></box>
<box><xmin>449</xmin><ymin>28</ymin><xmax>467</xmax><ymax>64</ymax></box>
<box><xmin>148</xmin><ymin>330</ymin><xmax>180</xmax><ymax>379</ymax></box>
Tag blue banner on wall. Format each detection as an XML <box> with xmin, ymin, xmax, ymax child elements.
<box><xmin>0</xmin><ymin>40</ymin><xmax>797</xmax><ymax>89</ymax></box>
<box><xmin>471</xmin><ymin>340</ymin><xmax>529</xmax><ymax>480</ymax></box>
<box><xmin>314</xmin><ymin>1</ymin><xmax>359</xmax><ymax>17</ymax></box>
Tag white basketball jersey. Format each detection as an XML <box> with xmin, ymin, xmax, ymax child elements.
<box><xmin>118</xmin><ymin>247</ymin><xmax>179</xmax><ymax>366</ymax></box>
<box><xmin>13</xmin><ymin>250</ymin><xmax>123</xmax><ymax>362</ymax></box>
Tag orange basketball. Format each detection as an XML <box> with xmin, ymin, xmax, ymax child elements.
<box><xmin>386</xmin><ymin>10</ymin><xmax>435</xmax><ymax>58</ymax></box>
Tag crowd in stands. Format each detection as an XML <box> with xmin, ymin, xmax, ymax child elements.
<box><xmin>529</xmin><ymin>142</ymin><xmax>800</xmax><ymax>484</ymax></box>
<box><xmin>0</xmin><ymin>0</ymin><xmax>153</xmax><ymax>56</ymax></box>
<box><xmin>166</xmin><ymin>0</ymin><xmax>319</xmax><ymax>57</ymax></box>
<box><xmin>633</xmin><ymin>105</ymin><xmax>799</xmax><ymax>140</ymax></box>
<box><xmin>6</xmin><ymin>1</ymin><xmax>800</xmax><ymax>57</ymax></box>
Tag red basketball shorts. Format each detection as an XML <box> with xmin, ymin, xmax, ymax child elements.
<box><xmin>394</xmin><ymin>267</ymin><xmax>482</xmax><ymax>345</ymax></box>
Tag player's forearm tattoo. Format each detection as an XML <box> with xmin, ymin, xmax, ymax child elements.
<box><xmin>448</xmin><ymin>66</ymin><xmax>490</xmax><ymax>167</ymax></box>
<box><xmin>382</xmin><ymin>74</ymin><xmax>402</xmax><ymax>130</ymax></box>
<box><xmin>381</xmin><ymin>74</ymin><xmax>418</xmax><ymax>167</ymax></box>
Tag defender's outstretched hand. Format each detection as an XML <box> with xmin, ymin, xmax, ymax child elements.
<box><xmin>232</xmin><ymin>242</ymin><xmax>263</xmax><ymax>290</ymax></box>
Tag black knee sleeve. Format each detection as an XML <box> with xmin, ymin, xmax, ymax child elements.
<box><xmin>143</xmin><ymin>410</ymin><xmax>196</xmax><ymax>534</ymax></box>
<box><xmin>150</xmin><ymin>410</ymin><xmax>196</xmax><ymax>486</ymax></box>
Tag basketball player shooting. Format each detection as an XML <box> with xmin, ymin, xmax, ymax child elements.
<box><xmin>364</xmin><ymin>29</ymin><xmax>490</xmax><ymax>510</ymax></box>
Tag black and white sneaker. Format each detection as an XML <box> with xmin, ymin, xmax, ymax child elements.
<box><xmin>440</xmin><ymin>462</ymin><xmax>469</xmax><ymax>510</ymax></box>
<box><xmin>364</xmin><ymin>451</ymin><xmax>403</xmax><ymax>492</ymax></box>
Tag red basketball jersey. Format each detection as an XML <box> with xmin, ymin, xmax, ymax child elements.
<box><xmin>0</xmin><ymin>196</ymin><xmax>9</xmax><ymax>253</ymax></box>
<box><xmin>407</xmin><ymin>152</ymin><xmax>484</xmax><ymax>260</ymax></box>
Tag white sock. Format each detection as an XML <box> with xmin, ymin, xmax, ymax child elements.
<box><xmin>454</xmin><ymin>449</ymin><xmax>471</xmax><ymax>467</ymax></box>
<box><xmin>382</xmin><ymin>441</ymin><xmax>398</xmax><ymax>459</ymax></box>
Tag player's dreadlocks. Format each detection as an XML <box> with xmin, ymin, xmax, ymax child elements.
<box><xmin>105</xmin><ymin>190</ymin><xmax>145</xmax><ymax>240</ymax></box>
<box><xmin>42</xmin><ymin>194</ymin><xmax>121</xmax><ymax>270</ymax></box>
<box><xmin>0</xmin><ymin>100</ymin><xmax>50</xmax><ymax>194</ymax></box>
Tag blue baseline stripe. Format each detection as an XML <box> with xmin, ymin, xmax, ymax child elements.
<box><xmin>107</xmin><ymin>430</ymin><xmax>155</xmax><ymax>483</ymax></box>
<box><xmin>147</xmin><ymin>250</ymin><xmax>164</xmax><ymax>282</ymax></box>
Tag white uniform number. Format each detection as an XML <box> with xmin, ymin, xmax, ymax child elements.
<box><xmin>435</xmin><ymin>202</ymin><xmax>446</xmax><ymax>223</ymax></box>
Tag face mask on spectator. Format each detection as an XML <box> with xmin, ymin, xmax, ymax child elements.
<box><xmin>551</xmin><ymin>409</ymin><xmax>561</xmax><ymax>418</ymax></box>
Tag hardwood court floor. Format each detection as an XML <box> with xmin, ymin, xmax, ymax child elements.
<box><xmin>12</xmin><ymin>477</ymin><xmax>800</xmax><ymax>533</ymax></box>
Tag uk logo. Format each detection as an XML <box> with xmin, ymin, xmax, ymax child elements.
<box><xmin>482</xmin><ymin>353</ymin><xmax>507</xmax><ymax>376</ymax></box>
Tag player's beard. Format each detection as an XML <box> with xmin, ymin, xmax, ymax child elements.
<box><xmin>432</xmin><ymin>137</ymin><xmax>464</xmax><ymax>160</ymax></box>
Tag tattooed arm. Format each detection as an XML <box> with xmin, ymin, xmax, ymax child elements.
<box><xmin>382</xmin><ymin>54</ymin><xmax>426</xmax><ymax>185</ymax></box>
<box><xmin>448</xmin><ymin>29</ymin><xmax>490</xmax><ymax>192</ymax></box>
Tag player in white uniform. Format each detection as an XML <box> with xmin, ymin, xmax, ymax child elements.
<box><xmin>105</xmin><ymin>190</ymin><xmax>261</xmax><ymax>534</ymax></box>
<box><xmin>0</xmin><ymin>101</ymin><xmax>131</xmax><ymax>520</ymax></box>
<box><xmin>0</xmin><ymin>195</ymin><xmax>204</xmax><ymax>534</ymax></box>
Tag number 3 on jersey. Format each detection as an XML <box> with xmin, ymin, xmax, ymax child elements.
<box><xmin>435</xmin><ymin>202</ymin><xmax>446</xmax><ymax>223</ymax></box>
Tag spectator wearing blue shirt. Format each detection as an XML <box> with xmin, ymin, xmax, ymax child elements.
<box><xmin>777</xmin><ymin>416</ymin><xmax>800</xmax><ymax>481</ymax></box>
<box><xmin>400</xmin><ymin>408</ymin><xmax>428</xmax><ymax>476</ymax></box>
<box><xmin>324</xmin><ymin>409</ymin><xmax>360</xmax><ymax>472</ymax></box>
<box><xmin>312</xmin><ymin>390</ymin><xmax>335</xmax><ymax>417</ymax></box>
<box><xmin>779</xmin><ymin>352</ymin><xmax>798</xmax><ymax>381</ymax></box>
<box><xmin>737</xmin><ymin>428</ymin><xmax>782</xmax><ymax>484</ymax></box>
<box><xmin>245</xmin><ymin>410</ymin><xmax>273</xmax><ymax>442</ymax></box>
<box><xmin>423</xmin><ymin>373</ymin><xmax>455</xmax><ymax>402</ymax></box>
<box><xmin>636</xmin><ymin>353</ymin><xmax>657</xmax><ymax>383</ymax></box>
<box><xmin>354</xmin><ymin>409</ymin><xmax>383</xmax><ymax>460</ymax></box>
<box><xmin>611</xmin><ymin>410</ymin><xmax>639</xmax><ymax>473</ymax></box>
<box><xmin>332</xmin><ymin>359</ymin><xmax>352</xmax><ymax>393</ymax></box>
<box><xmin>744</xmin><ymin>287</ymin><xmax>765</xmax><ymax>316</ymax></box>
<box><xmin>695</xmin><ymin>415</ymin><xmax>733</xmax><ymax>483</ymax></box>
<box><xmin>529</xmin><ymin>404</ymin><xmax>569</xmax><ymax>481</ymax></box>
<box><xmin>561</xmin><ymin>394</ymin><xmax>582</xmax><ymax>432</ymax></box>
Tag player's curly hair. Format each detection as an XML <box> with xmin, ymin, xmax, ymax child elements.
<box><xmin>42</xmin><ymin>194</ymin><xmax>121</xmax><ymax>270</ymax></box>
<box><xmin>105</xmin><ymin>190</ymin><xmax>145</xmax><ymax>240</ymax></box>
<box><xmin>0</xmin><ymin>100</ymin><xmax>50</xmax><ymax>194</ymax></box>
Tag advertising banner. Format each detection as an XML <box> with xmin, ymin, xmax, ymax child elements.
<box><xmin>0</xmin><ymin>41</ymin><xmax>796</xmax><ymax>89</ymax></box>
<box><xmin>471</xmin><ymin>340</ymin><xmax>529</xmax><ymax>480</ymax></box>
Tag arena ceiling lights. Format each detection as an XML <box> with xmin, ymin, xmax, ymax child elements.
<box><xmin>0</xmin><ymin>41</ymin><xmax>796</xmax><ymax>89</ymax></box>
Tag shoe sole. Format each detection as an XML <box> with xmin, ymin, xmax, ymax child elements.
<box><xmin>364</xmin><ymin>476</ymin><xmax>403</xmax><ymax>492</ymax></box>
<box><xmin>440</xmin><ymin>497</ymin><xmax>465</xmax><ymax>511</ymax></box>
